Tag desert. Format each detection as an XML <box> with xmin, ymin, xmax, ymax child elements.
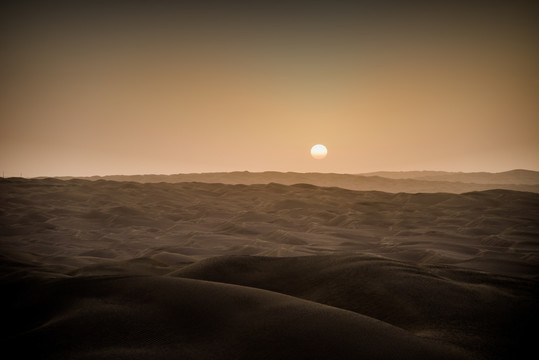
<box><xmin>1</xmin><ymin>172</ymin><xmax>538</xmax><ymax>359</ymax></box>
<box><xmin>3</xmin><ymin>1</ymin><xmax>538</xmax><ymax>359</ymax></box>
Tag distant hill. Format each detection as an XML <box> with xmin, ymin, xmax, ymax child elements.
<box><xmin>360</xmin><ymin>169</ymin><xmax>539</xmax><ymax>185</ymax></box>
<box><xmin>57</xmin><ymin>170</ymin><xmax>539</xmax><ymax>193</ymax></box>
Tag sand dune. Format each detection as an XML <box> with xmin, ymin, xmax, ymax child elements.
<box><xmin>1</xmin><ymin>177</ymin><xmax>538</xmax><ymax>359</ymax></box>
<box><xmin>58</xmin><ymin>170</ymin><xmax>539</xmax><ymax>193</ymax></box>
<box><xmin>173</xmin><ymin>255</ymin><xmax>537</xmax><ymax>359</ymax></box>
<box><xmin>3</xmin><ymin>178</ymin><xmax>537</xmax><ymax>276</ymax></box>
<box><xmin>5</xmin><ymin>276</ymin><xmax>472</xmax><ymax>360</ymax></box>
<box><xmin>363</xmin><ymin>169</ymin><xmax>539</xmax><ymax>185</ymax></box>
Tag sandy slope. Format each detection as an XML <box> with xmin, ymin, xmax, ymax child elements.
<box><xmin>172</xmin><ymin>255</ymin><xmax>537</xmax><ymax>359</ymax></box>
<box><xmin>1</xmin><ymin>178</ymin><xmax>538</xmax><ymax>359</ymax></box>
<box><xmin>4</xmin><ymin>276</ymin><xmax>471</xmax><ymax>360</ymax></box>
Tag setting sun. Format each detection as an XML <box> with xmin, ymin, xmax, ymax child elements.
<box><xmin>311</xmin><ymin>144</ymin><xmax>328</xmax><ymax>160</ymax></box>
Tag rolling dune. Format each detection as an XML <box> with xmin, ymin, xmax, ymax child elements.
<box><xmin>59</xmin><ymin>170</ymin><xmax>539</xmax><ymax>193</ymax></box>
<box><xmin>5</xmin><ymin>276</ymin><xmax>471</xmax><ymax>360</ymax></box>
<box><xmin>1</xmin><ymin>177</ymin><xmax>538</xmax><ymax>359</ymax></box>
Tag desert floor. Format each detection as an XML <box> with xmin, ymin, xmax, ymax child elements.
<box><xmin>1</xmin><ymin>177</ymin><xmax>538</xmax><ymax>359</ymax></box>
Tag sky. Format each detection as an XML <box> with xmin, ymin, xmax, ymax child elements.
<box><xmin>1</xmin><ymin>1</ymin><xmax>538</xmax><ymax>177</ymax></box>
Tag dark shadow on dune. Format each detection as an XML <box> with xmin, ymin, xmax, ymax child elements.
<box><xmin>172</xmin><ymin>254</ymin><xmax>538</xmax><ymax>359</ymax></box>
<box><xmin>3</xmin><ymin>273</ymin><xmax>473</xmax><ymax>360</ymax></box>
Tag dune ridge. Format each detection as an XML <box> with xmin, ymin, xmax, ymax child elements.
<box><xmin>2</xmin><ymin>178</ymin><xmax>537</xmax><ymax>276</ymax></box>
<box><xmin>172</xmin><ymin>254</ymin><xmax>537</xmax><ymax>359</ymax></box>
<box><xmin>362</xmin><ymin>169</ymin><xmax>539</xmax><ymax>184</ymax></box>
<box><xmin>56</xmin><ymin>170</ymin><xmax>539</xmax><ymax>193</ymax></box>
<box><xmin>4</xmin><ymin>275</ymin><xmax>473</xmax><ymax>360</ymax></box>
<box><xmin>1</xmin><ymin>177</ymin><xmax>538</xmax><ymax>359</ymax></box>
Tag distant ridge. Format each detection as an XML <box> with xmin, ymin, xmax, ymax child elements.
<box><xmin>360</xmin><ymin>169</ymin><xmax>539</xmax><ymax>185</ymax></box>
<box><xmin>56</xmin><ymin>170</ymin><xmax>539</xmax><ymax>194</ymax></box>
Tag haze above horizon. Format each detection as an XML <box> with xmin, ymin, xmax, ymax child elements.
<box><xmin>1</xmin><ymin>1</ymin><xmax>538</xmax><ymax>178</ymax></box>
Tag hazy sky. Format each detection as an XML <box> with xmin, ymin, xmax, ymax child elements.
<box><xmin>2</xmin><ymin>1</ymin><xmax>538</xmax><ymax>177</ymax></box>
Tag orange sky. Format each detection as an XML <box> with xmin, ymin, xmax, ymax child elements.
<box><xmin>1</xmin><ymin>1</ymin><xmax>538</xmax><ymax>177</ymax></box>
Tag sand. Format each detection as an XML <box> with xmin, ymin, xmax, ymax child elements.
<box><xmin>60</xmin><ymin>169</ymin><xmax>539</xmax><ymax>193</ymax></box>
<box><xmin>1</xmin><ymin>176</ymin><xmax>538</xmax><ymax>359</ymax></box>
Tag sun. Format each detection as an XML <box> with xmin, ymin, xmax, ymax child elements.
<box><xmin>310</xmin><ymin>144</ymin><xmax>328</xmax><ymax>160</ymax></box>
